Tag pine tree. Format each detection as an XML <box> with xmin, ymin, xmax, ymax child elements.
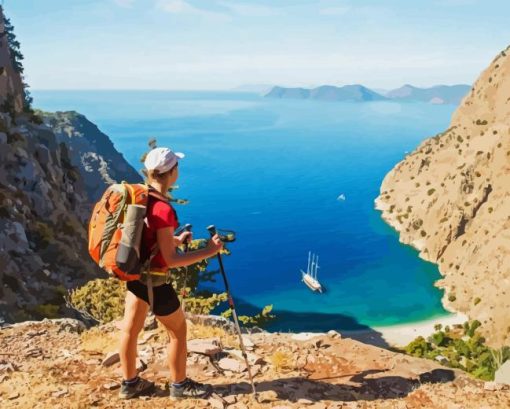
<box><xmin>2</xmin><ymin>7</ymin><xmax>33</xmax><ymax>113</ymax></box>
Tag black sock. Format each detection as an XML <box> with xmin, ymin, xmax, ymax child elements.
<box><xmin>172</xmin><ymin>378</ymin><xmax>188</xmax><ymax>388</ymax></box>
<box><xmin>123</xmin><ymin>376</ymin><xmax>140</xmax><ymax>386</ymax></box>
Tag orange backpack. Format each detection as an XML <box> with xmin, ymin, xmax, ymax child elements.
<box><xmin>88</xmin><ymin>182</ymin><xmax>166</xmax><ymax>281</ymax></box>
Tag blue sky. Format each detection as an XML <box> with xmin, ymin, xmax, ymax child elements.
<box><xmin>5</xmin><ymin>0</ymin><xmax>510</xmax><ymax>90</ymax></box>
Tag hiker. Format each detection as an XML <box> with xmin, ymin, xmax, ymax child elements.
<box><xmin>118</xmin><ymin>147</ymin><xmax>224</xmax><ymax>400</ymax></box>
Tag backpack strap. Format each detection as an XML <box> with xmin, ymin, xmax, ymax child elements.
<box><xmin>146</xmin><ymin>243</ymin><xmax>159</xmax><ymax>313</ymax></box>
<box><xmin>144</xmin><ymin>185</ymin><xmax>177</xmax><ymax>312</ymax></box>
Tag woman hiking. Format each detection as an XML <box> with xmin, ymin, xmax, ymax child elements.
<box><xmin>118</xmin><ymin>147</ymin><xmax>224</xmax><ymax>400</ymax></box>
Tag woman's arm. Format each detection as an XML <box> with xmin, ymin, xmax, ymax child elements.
<box><xmin>158</xmin><ymin>226</ymin><xmax>222</xmax><ymax>268</ymax></box>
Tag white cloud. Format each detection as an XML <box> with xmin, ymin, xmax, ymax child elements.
<box><xmin>113</xmin><ymin>0</ymin><xmax>135</xmax><ymax>8</ymax></box>
<box><xmin>156</xmin><ymin>0</ymin><xmax>230</xmax><ymax>21</ymax></box>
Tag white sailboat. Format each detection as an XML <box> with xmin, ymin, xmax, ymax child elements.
<box><xmin>301</xmin><ymin>251</ymin><xmax>323</xmax><ymax>293</ymax></box>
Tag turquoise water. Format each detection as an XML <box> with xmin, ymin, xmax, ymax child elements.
<box><xmin>33</xmin><ymin>90</ymin><xmax>456</xmax><ymax>332</ymax></box>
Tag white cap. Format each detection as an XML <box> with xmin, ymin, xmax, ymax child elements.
<box><xmin>144</xmin><ymin>147</ymin><xmax>185</xmax><ymax>173</ymax></box>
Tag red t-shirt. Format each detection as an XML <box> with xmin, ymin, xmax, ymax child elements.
<box><xmin>142</xmin><ymin>196</ymin><xmax>179</xmax><ymax>271</ymax></box>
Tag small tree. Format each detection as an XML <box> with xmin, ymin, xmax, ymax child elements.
<box><xmin>2</xmin><ymin>8</ymin><xmax>34</xmax><ymax>115</ymax></box>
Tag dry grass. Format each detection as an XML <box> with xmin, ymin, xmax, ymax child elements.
<box><xmin>80</xmin><ymin>326</ymin><xmax>119</xmax><ymax>353</ymax></box>
<box><xmin>186</xmin><ymin>322</ymin><xmax>239</xmax><ymax>349</ymax></box>
<box><xmin>269</xmin><ymin>350</ymin><xmax>294</xmax><ymax>373</ymax></box>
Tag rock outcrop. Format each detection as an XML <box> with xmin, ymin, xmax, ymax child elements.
<box><xmin>375</xmin><ymin>45</ymin><xmax>510</xmax><ymax>347</ymax></box>
<box><xmin>43</xmin><ymin>111</ymin><xmax>142</xmax><ymax>201</ymax></box>
<box><xmin>0</xmin><ymin>108</ymin><xmax>142</xmax><ymax>324</ymax></box>
<box><xmin>0</xmin><ymin>318</ymin><xmax>508</xmax><ymax>408</ymax></box>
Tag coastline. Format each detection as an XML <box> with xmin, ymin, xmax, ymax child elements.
<box><xmin>343</xmin><ymin>312</ymin><xmax>469</xmax><ymax>348</ymax></box>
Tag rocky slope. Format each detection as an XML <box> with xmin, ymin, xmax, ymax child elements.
<box><xmin>0</xmin><ymin>317</ymin><xmax>508</xmax><ymax>409</ymax></box>
<box><xmin>375</xmin><ymin>45</ymin><xmax>510</xmax><ymax>347</ymax></box>
<box><xmin>0</xmin><ymin>109</ymin><xmax>141</xmax><ymax>324</ymax></box>
<box><xmin>43</xmin><ymin>111</ymin><xmax>142</xmax><ymax>201</ymax></box>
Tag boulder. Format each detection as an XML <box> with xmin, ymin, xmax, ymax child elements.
<box><xmin>188</xmin><ymin>338</ymin><xmax>222</xmax><ymax>356</ymax></box>
<box><xmin>102</xmin><ymin>352</ymin><xmax>120</xmax><ymax>367</ymax></box>
<box><xmin>35</xmin><ymin>143</ymin><xmax>51</xmax><ymax>167</ymax></box>
<box><xmin>0</xmin><ymin>132</ymin><xmax>7</xmax><ymax>144</ymax></box>
<box><xmin>226</xmin><ymin>349</ymin><xmax>264</xmax><ymax>365</ymax></box>
<box><xmin>218</xmin><ymin>357</ymin><xmax>245</xmax><ymax>373</ymax></box>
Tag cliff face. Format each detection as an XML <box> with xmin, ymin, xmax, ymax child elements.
<box><xmin>375</xmin><ymin>45</ymin><xmax>510</xmax><ymax>347</ymax></box>
<box><xmin>0</xmin><ymin>113</ymin><xmax>101</xmax><ymax>323</ymax></box>
<box><xmin>43</xmin><ymin>111</ymin><xmax>142</xmax><ymax>202</ymax></box>
<box><xmin>0</xmin><ymin>110</ymin><xmax>143</xmax><ymax>324</ymax></box>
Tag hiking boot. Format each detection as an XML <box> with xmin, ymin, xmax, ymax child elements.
<box><xmin>169</xmin><ymin>377</ymin><xmax>213</xmax><ymax>400</ymax></box>
<box><xmin>118</xmin><ymin>377</ymin><xmax>155</xmax><ymax>399</ymax></box>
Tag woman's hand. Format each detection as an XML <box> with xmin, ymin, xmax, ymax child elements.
<box><xmin>206</xmin><ymin>234</ymin><xmax>223</xmax><ymax>256</ymax></box>
<box><xmin>176</xmin><ymin>231</ymin><xmax>193</xmax><ymax>246</ymax></box>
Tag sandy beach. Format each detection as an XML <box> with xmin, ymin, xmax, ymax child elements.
<box><xmin>343</xmin><ymin>312</ymin><xmax>469</xmax><ymax>349</ymax></box>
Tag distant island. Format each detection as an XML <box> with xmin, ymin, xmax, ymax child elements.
<box><xmin>264</xmin><ymin>83</ymin><xmax>471</xmax><ymax>105</ymax></box>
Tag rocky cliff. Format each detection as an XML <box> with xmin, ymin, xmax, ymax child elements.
<box><xmin>43</xmin><ymin>111</ymin><xmax>142</xmax><ymax>201</ymax></box>
<box><xmin>375</xmin><ymin>45</ymin><xmax>510</xmax><ymax>347</ymax></box>
<box><xmin>0</xmin><ymin>108</ymin><xmax>142</xmax><ymax>324</ymax></box>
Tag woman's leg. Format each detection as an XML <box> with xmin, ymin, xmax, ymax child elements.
<box><xmin>155</xmin><ymin>307</ymin><xmax>187</xmax><ymax>383</ymax></box>
<box><xmin>119</xmin><ymin>290</ymin><xmax>150</xmax><ymax>380</ymax></box>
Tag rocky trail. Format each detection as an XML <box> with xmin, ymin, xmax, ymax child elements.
<box><xmin>0</xmin><ymin>318</ymin><xmax>508</xmax><ymax>409</ymax></box>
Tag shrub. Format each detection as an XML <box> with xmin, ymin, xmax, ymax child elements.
<box><xmin>32</xmin><ymin>221</ymin><xmax>55</xmax><ymax>248</ymax></box>
<box><xmin>403</xmin><ymin>321</ymin><xmax>510</xmax><ymax>381</ymax></box>
<box><xmin>448</xmin><ymin>294</ymin><xmax>457</xmax><ymax>302</ymax></box>
<box><xmin>270</xmin><ymin>350</ymin><xmax>294</xmax><ymax>372</ymax></box>
<box><xmin>67</xmin><ymin>278</ymin><xmax>126</xmax><ymax>323</ymax></box>
<box><xmin>427</xmin><ymin>188</ymin><xmax>436</xmax><ymax>195</ymax></box>
<box><xmin>33</xmin><ymin>303</ymin><xmax>60</xmax><ymax>319</ymax></box>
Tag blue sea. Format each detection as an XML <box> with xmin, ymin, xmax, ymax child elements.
<box><xmin>33</xmin><ymin>90</ymin><xmax>456</xmax><ymax>333</ymax></box>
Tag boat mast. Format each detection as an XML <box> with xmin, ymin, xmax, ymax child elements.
<box><xmin>315</xmin><ymin>256</ymin><xmax>319</xmax><ymax>279</ymax></box>
<box><xmin>307</xmin><ymin>251</ymin><xmax>311</xmax><ymax>274</ymax></box>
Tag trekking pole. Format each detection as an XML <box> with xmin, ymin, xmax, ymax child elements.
<box><xmin>207</xmin><ymin>225</ymin><xmax>257</xmax><ymax>398</ymax></box>
<box><xmin>175</xmin><ymin>224</ymin><xmax>192</xmax><ymax>311</ymax></box>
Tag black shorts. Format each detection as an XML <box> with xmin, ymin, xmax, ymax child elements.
<box><xmin>126</xmin><ymin>280</ymin><xmax>181</xmax><ymax>316</ymax></box>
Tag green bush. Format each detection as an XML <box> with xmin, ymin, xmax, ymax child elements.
<box><xmin>33</xmin><ymin>303</ymin><xmax>60</xmax><ymax>319</ymax></box>
<box><xmin>403</xmin><ymin>321</ymin><xmax>510</xmax><ymax>381</ymax></box>
<box><xmin>67</xmin><ymin>278</ymin><xmax>126</xmax><ymax>323</ymax></box>
<box><xmin>32</xmin><ymin>221</ymin><xmax>55</xmax><ymax>248</ymax></box>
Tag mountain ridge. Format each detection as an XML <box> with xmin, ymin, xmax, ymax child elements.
<box><xmin>374</xmin><ymin>45</ymin><xmax>510</xmax><ymax>348</ymax></box>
